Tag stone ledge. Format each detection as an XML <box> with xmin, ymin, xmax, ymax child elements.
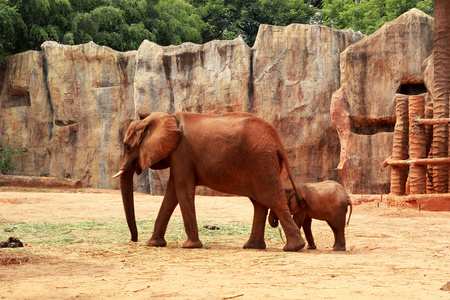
<box><xmin>0</xmin><ymin>175</ymin><xmax>82</xmax><ymax>189</ymax></box>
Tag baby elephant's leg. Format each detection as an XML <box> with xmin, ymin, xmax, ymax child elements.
<box><xmin>327</xmin><ymin>220</ymin><xmax>346</xmax><ymax>251</ymax></box>
<box><xmin>302</xmin><ymin>217</ymin><xmax>316</xmax><ymax>249</ymax></box>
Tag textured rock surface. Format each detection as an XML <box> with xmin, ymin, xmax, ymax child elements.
<box><xmin>0</xmin><ymin>51</ymin><xmax>52</xmax><ymax>176</ymax></box>
<box><xmin>41</xmin><ymin>41</ymin><xmax>137</xmax><ymax>189</ymax></box>
<box><xmin>251</xmin><ymin>24</ymin><xmax>364</xmax><ymax>184</ymax></box>
<box><xmin>331</xmin><ymin>9</ymin><xmax>434</xmax><ymax>194</ymax></box>
<box><xmin>0</xmin><ymin>10</ymin><xmax>434</xmax><ymax>195</ymax></box>
<box><xmin>134</xmin><ymin>38</ymin><xmax>252</xmax><ymax>194</ymax></box>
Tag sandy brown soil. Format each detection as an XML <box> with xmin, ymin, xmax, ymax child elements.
<box><xmin>1</xmin><ymin>188</ymin><xmax>449</xmax><ymax>299</ymax></box>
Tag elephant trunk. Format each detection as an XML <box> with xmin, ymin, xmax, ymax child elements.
<box><xmin>119</xmin><ymin>169</ymin><xmax>138</xmax><ymax>242</ymax></box>
<box><xmin>268</xmin><ymin>210</ymin><xmax>279</xmax><ymax>228</ymax></box>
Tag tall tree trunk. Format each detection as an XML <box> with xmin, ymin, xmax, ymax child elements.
<box><xmin>432</xmin><ymin>0</ymin><xmax>450</xmax><ymax>193</ymax></box>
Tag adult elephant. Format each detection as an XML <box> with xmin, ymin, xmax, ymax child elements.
<box><xmin>112</xmin><ymin>111</ymin><xmax>306</xmax><ymax>251</ymax></box>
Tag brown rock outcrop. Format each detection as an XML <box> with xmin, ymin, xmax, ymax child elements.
<box><xmin>133</xmin><ymin>38</ymin><xmax>252</xmax><ymax>194</ymax></box>
<box><xmin>0</xmin><ymin>51</ymin><xmax>52</xmax><ymax>176</ymax></box>
<box><xmin>331</xmin><ymin>9</ymin><xmax>434</xmax><ymax>194</ymax></box>
<box><xmin>251</xmin><ymin>24</ymin><xmax>364</xmax><ymax>184</ymax></box>
<box><xmin>40</xmin><ymin>41</ymin><xmax>137</xmax><ymax>189</ymax></box>
<box><xmin>0</xmin><ymin>174</ymin><xmax>82</xmax><ymax>189</ymax></box>
<box><xmin>0</xmin><ymin>10</ymin><xmax>434</xmax><ymax>196</ymax></box>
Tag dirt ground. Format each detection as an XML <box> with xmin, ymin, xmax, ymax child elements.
<box><xmin>0</xmin><ymin>188</ymin><xmax>449</xmax><ymax>299</ymax></box>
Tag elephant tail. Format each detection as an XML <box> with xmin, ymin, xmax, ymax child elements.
<box><xmin>270</xmin><ymin>148</ymin><xmax>306</xmax><ymax>228</ymax></box>
<box><xmin>278</xmin><ymin>149</ymin><xmax>307</xmax><ymax>211</ymax></box>
<box><xmin>346</xmin><ymin>197</ymin><xmax>353</xmax><ymax>226</ymax></box>
<box><xmin>268</xmin><ymin>209</ymin><xmax>279</xmax><ymax>227</ymax></box>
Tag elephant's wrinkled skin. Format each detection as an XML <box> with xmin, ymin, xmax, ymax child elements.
<box><xmin>269</xmin><ymin>180</ymin><xmax>352</xmax><ymax>251</ymax></box>
<box><xmin>113</xmin><ymin>112</ymin><xmax>306</xmax><ymax>251</ymax></box>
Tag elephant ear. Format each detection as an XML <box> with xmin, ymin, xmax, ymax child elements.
<box><xmin>289</xmin><ymin>185</ymin><xmax>307</xmax><ymax>214</ymax></box>
<box><xmin>138</xmin><ymin>112</ymin><xmax>150</xmax><ymax>120</ymax></box>
<box><xmin>296</xmin><ymin>185</ymin><xmax>309</xmax><ymax>211</ymax></box>
<box><xmin>287</xmin><ymin>193</ymin><xmax>301</xmax><ymax>215</ymax></box>
<box><xmin>138</xmin><ymin>112</ymin><xmax>181</xmax><ymax>171</ymax></box>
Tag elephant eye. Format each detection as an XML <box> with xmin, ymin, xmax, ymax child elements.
<box><xmin>124</xmin><ymin>144</ymin><xmax>130</xmax><ymax>152</ymax></box>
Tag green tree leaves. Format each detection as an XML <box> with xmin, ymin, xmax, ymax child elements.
<box><xmin>148</xmin><ymin>0</ymin><xmax>205</xmax><ymax>46</ymax></box>
<box><xmin>193</xmin><ymin>0</ymin><xmax>315</xmax><ymax>46</ymax></box>
<box><xmin>0</xmin><ymin>0</ymin><xmax>435</xmax><ymax>61</ymax></box>
<box><xmin>0</xmin><ymin>144</ymin><xmax>21</xmax><ymax>175</ymax></box>
<box><xmin>71</xmin><ymin>5</ymin><xmax>128</xmax><ymax>49</ymax></box>
<box><xmin>0</xmin><ymin>0</ymin><xmax>25</xmax><ymax>63</ymax></box>
<box><xmin>321</xmin><ymin>0</ymin><xmax>434</xmax><ymax>35</ymax></box>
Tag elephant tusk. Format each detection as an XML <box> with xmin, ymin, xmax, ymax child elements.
<box><xmin>112</xmin><ymin>170</ymin><xmax>125</xmax><ymax>179</ymax></box>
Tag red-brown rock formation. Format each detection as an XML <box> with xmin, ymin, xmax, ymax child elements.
<box><xmin>331</xmin><ymin>9</ymin><xmax>434</xmax><ymax>194</ymax></box>
<box><xmin>0</xmin><ymin>9</ymin><xmax>435</xmax><ymax>197</ymax></box>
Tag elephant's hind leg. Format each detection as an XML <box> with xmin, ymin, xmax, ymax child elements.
<box><xmin>327</xmin><ymin>221</ymin><xmax>346</xmax><ymax>251</ymax></box>
<box><xmin>268</xmin><ymin>196</ymin><xmax>305</xmax><ymax>251</ymax></box>
<box><xmin>243</xmin><ymin>199</ymin><xmax>267</xmax><ymax>249</ymax></box>
<box><xmin>278</xmin><ymin>211</ymin><xmax>305</xmax><ymax>251</ymax></box>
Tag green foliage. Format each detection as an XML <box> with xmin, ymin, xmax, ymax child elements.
<box><xmin>321</xmin><ymin>0</ymin><xmax>434</xmax><ymax>35</ymax></box>
<box><xmin>0</xmin><ymin>0</ymin><xmax>435</xmax><ymax>59</ymax></box>
<box><xmin>146</xmin><ymin>0</ymin><xmax>205</xmax><ymax>46</ymax></box>
<box><xmin>0</xmin><ymin>144</ymin><xmax>21</xmax><ymax>175</ymax></box>
<box><xmin>72</xmin><ymin>6</ymin><xmax>125</xmax><ymax>48</ymax></box>
<box><xmin>70</xmin><ymin>0</ymin><xmax>112</xmax><ymax>12</ymax></box>
<box><xmin>260</xmin><ymin>0</ymin><xmax>314</xmax><ymax>26</ymax></box>
<box><xmin>193</xmin><ymin>0</ymin><xmax>315</xmax><ymax>46</ymax></box>
<box><xmin>0</xmin><ymin>0</ymin><xmax>25</xmax><ymax>63</ymax></box>
<box><xmin>5</xmin><ymin>0</ymin><xmax>73</xmax><ymax>52</ymax></box>
<box><xmin>415</xmin><ymin>0</ymin><xmax>434</xmax><ymax>15</ymax></box>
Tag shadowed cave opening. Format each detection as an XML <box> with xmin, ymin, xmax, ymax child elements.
<box><xmin>350</xmin><ymin>83</ymin><xmax>427</xmax><ymax>135</ymax></box>
<box><xmin>55</xmin><ymin>120</ymin><xmax>77</xmax><ymax>126</ymax></box>
<box><xmin>3</xmin><ymin>86</ymin><xmax>31</xmax><ymax>108</ymax></box>
<box><xmin>350</xmin><ymin>116</ymin><xmax>395</xmax><ymax>135</ymax></box>
<box><xmin>396</xmin><ymin>83</ymin><xmax>427</xmax><ymax>95</ymax></box>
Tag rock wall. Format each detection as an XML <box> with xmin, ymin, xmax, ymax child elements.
<box><xmin>0</xmin><ymin>9</ymin><xmax>434</xmax><ymax>194</ymax></box>
<box><xmin>133</xmin><ymin>38</ymin><xmax>253</xmax><ymax>194</ymax></box>
<box><xmin>43</xmin><ymin>42</ymin><xmax>137</xmax><ymax>189</ymax></box>
<box><xmin>0</xmin><ymin>51</ymin><xmax>52</xmax><ymax>177</ymax></box>
<box><xmin>251</xmin><ymin>25</ymin><xmax>362</xmax><ymax>184</ymax></box>
<box><xmin>331</xmin><ymin>9</ymin><xmax>434</xmax><ymax>193</ymax></box>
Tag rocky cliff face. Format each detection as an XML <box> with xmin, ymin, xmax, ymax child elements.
<box><xmin>331</xmin><ymin>9</ymin><xmax>434</xmax><ymax>193</ymax></box>
<box><xmin>251</xmin><ymin>25</ymin><xmax>362</xmax><ymax>185</ymax></box>
<box><xmin>0</xmin><ymin>51</ymin><xmax>52</xmax><ymax>177</ymax></box>
<box><xmin>133</xmin><ymin>38</ymin><xmax>253</xmax><ymax>194</ymax></box>
<box><xmin>42</xmin><ymin>42</ymin><xmax>137</xmax><ymax>189</ymax></box>
<box><xmin>0</xmin><ymin>9</ymin><xmax>433</xmax><ymax>195</ymax></box>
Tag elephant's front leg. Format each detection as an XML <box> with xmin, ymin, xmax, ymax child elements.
<box><xmin>147</xmin><ymin>174</ymin><xmax>178</xmax><ymax>247</ymax></box>
<box><xmin>243</xmin><ymin>199</ymin><xmax>267</xmax><ymax>249</ymax></box>
<box><xmin>302</xmin><ymin>217</ymin><xmax>317</xmax><ymax>250</ymax></box>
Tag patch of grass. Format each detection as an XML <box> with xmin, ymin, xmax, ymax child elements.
<box><xmin>198</xmin><ymin>220</ymin><xmax>282</xmax><ymax>241</ymax></box>
<box><xmin>1</xmin><ymin>219</ymin><xmax>283</xmax><ymax>247</ymax></box>
<box><xmin>0</xmin><ymin>253</ymin><xmax>30</xmax><ymax>265</ymax></box>
<box><xmin>1</xmin><ymin>221</ymin><xmax>128</xmax><ymax>246</ymax></box>
<box><xmin>0</xmin><ymin>186</ymin><xmax>81</xmax><ymax>193</ymax></box>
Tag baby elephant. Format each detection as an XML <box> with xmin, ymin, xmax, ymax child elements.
<box><xmin>269</xmin><ymin>180</ymin><xmax>352</xmax><ymax>251</ymax></box>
